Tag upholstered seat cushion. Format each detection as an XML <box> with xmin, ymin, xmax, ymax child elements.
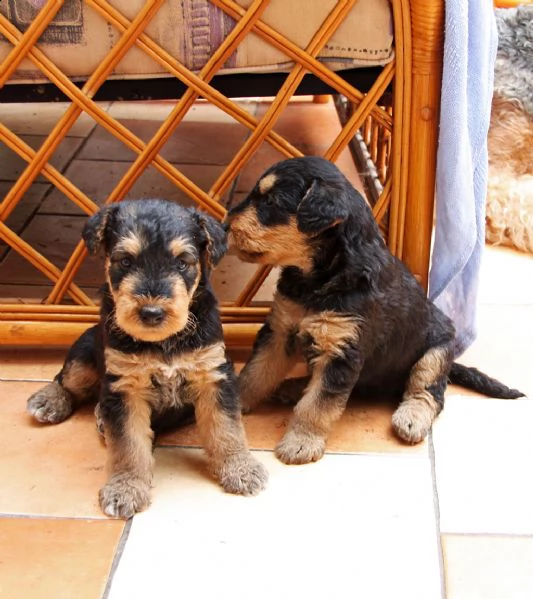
<box><xmin>0</xmin><ymin>0</ymin><xmax>393</xmax><ymax>84</ymax></box>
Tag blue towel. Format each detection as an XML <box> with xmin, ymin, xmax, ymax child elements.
<box><xmin>429</xmin><ymin>0</ymin><xmax>498</xmax><ymax>356</ymax></box>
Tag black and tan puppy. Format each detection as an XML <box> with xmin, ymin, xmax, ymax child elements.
<box><xmin>27</xmin><ymin>199</ymin><xmax>267</xmax><ymax>517</ymax></box>
<box><xmin>227</xmin><ymin>156</ymin><xmax>524</xmax><ymax>465</ymax></box>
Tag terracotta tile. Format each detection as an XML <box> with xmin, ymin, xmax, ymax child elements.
<box><xmin>0</xmin><ymin>517</ymin><xmax>124</xmax><ymax>599</ymax></box>
<box><xmin>0</xmin><ymin>348</ymin><xmax>65</xmax><ymax>381</ymax></box>
<box><xmin>0</xmin><ymin>135</ymin><xmax>84</xmax><ymax>183</ymax></box>
<box><xmin>433</xmin><ymin>395</ymin><xmax>533</xmax><ymax>534</ymax></box>
<box><xmin>107</xmin><ymin>448</ymin><xmax>441</xmax><ymax>599</ymax></box>
<box><xmin>442</xmin><ymin>534</ymin><xmax>533</xmax><ymax>599</ymax></box>
<box><xmin>0</xmin><ymin>214</ymin><xmax>99</xmax><ymax>287</ymax></box>
<box><xmin>158</xmin><ymin>394</ymin><xmax>428</xmax><ymax>455</ymax></box>
<box><xmin>0</xmin><ymin>381</ymin><xmax>107</xmax><ymax>518</ymax></box>
<box><xmin>78</xmin><ymin>117</ymin><xmax>249</xmax><ymax>166</ymax></box>
<box><xmin>0</xmin><ymin>183</ymin><xmax>51</xmax><ymax>245</ymax></box>
<box><xmin>40</xmin><ymin>160</ymin><xmax>228</xmax><ymax>214</ymax></box>
<box><xmin>0</xmin><ymin>102</ymin><xmax>107</xmax><ymax>136</ymax></box>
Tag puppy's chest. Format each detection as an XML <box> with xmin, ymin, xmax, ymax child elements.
<box><xmin>104</xmin><ymin>343</ymin><xmax>227</xmax><ymax>408</ymax></box>
<box><xmin>271</xmin><ymin>294</ymin><xmax>362</xmax><ymax>355</ymax></box>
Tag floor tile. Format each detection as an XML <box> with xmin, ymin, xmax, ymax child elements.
<box><xmin>107</xmin><ymin>448</ymin><xmax>441</xmax><ymax>599</ymax></box>
<box><xmin>477</xmin><ymin>245</ymin><xmax>533</xmax><ymax>305</ymax></box>
<box><xmin>433</xmin><ymin>395</ymin><xmax>533</xmax><ymax>534</ymax></box>
<box><xmin>0</xmin><ymin>516</ymin><xmax>124</xmax><ymax>599</ymax></box>
<box><xmin>0</xmin><ymin>349</ymin><xmax>65</xmax><ymax>381</ymax></box>
<box><xmin>0</xmin><ymin>135</ymin><xmax>84</xmax><ymax>183</ymax></box>
<box><xmin>0</xmin><ymin>214</ymin><xmax>96</xmax><ymax>287</ymax></box>
<box><xmin>158</xmin><ymin>396</ymin><xmax>428</xmax><ymax>455</ymax></box>
<box><xmin>0</xmin><ymin>102</ymin><xmax>108</xmax><ymax>137</ymax></box>
<box><xmin>442</xmin><ymin>534</ymin><xmax>533</xmax><ymax>599</ymax></box>
<box><xmin>40</xmin><ymin>160</ymin><xmax>228</xmax><ymax>215</ymax></box>
<box><xmin>78</xmin><ymin>117</ymin><xmax>249</xmax><ymax>166</ymax></box>
<box><xmin>106</xmin><ymin>100</ymin><xmax>253</xmax><ymax>124</ymax></box>
<box><xmin>0</xmin><ymin>381</ymin><xmax>107</xmax><ymax>518</ymax></box>
<box><xmin>0</xmin><ymin>182</ymin><xmax>51</xmax><ymax>258</ymax></box>
<box><xmin>453</xmin><ymin>305</ymin><xmax>533</xmax><ymax>398</ymax></box>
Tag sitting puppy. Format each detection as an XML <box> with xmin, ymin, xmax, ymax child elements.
<box><xmin>27</xmin><ymin>199</ymin><xmax>268</xmax><ymax>518</ymax></box>
<box><xmin>227</xmin><ymin>156</ymin><xmax>524</xmax><ymax>465</ymax></box>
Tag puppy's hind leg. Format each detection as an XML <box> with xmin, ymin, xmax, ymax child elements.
<box><xmin>392</xmin><ymin>344</ymin><xmax>453</xmax><ymax>444</ymax></box>
<box><xmin>194</xmin><ymin>369</ymin><xmax>268</xmax><ymax>496</ymax></box>
<box><xmin>27</xmin><ymin>326</ymin><xmax>99</xmax><ymax>424</ymax></box>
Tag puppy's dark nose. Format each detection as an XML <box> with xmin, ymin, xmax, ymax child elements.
<box><xmin>139</xmin><ymin>305</ymin><xmax>165</xmax><ymax>326</ymax></box>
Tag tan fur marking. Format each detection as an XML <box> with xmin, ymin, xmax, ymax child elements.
<box><xmin>230</xmin><ymin>210</ymin><xmax>313</xmax><ymax>272</ymax></box>
<box><xmin>392</xmin><ymin>346</ymin><xmax>450</xmax><ymax>444</ymax></box>
<box><xmin>258</xmin><ymin>173</ymin><xmax>278</xmax><ymax>195</ymax></box>
<box><xmin>169</xmin><ymin>237</ymin><xmax>196</xmax><ymax>258</ymax></box>
<box><xmin>300</xmin><ymin>311</ymin><xmax>361</xmax><ymax>358</ymax></box>
<box><xmin>114</xmin><ymin>231</ymin><xmax>145</xmax><ymax>257</ymax></box>
<box><xmin>62</xmin><ymin>360</ymin><xmax>99</xmax><ymax>403</ymax></box>
<box><xmin>105</xmin><ymin>343</ymin><xmax>227</xmax><ymax>402</ymax></box>
<box><xmin>406</xmin><ymin>346</ymin><xmax>449</xmax><ymax>396</ymax></box>
<box><xmin>110</xmin><ymin>272</ymin><xmax>192</xmax><ymax>342</ymax></box>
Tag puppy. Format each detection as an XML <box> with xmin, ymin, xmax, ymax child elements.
<box><xmin>227</xmin><ymin>157</ymin><xmax>524</xmax><ymax>465</ymax></box>
<box><xmin>27</xmin><ymin>199</ymin><xmax>268</xmax><ymax>517</ymax></box>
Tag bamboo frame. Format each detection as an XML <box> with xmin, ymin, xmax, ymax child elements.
<box><xmin>0</xmin><ymin>0</ymin><xmax>444</xmax><ymax>347</ymax></box>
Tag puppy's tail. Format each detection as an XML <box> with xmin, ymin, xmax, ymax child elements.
<box><xmin>449</xmin><ymin>363</ymin><xmax>525</xmax><ymax>399</ymax></box>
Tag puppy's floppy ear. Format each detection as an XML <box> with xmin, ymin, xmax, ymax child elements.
<box><xmin>296</xmin><ymin>178</ymin><xmax>350</xmax><ymax>234</ymax></box>
<box><xmin>196</xmin><ymin>212</ymin><xmax>228</xmax><ymax>269</ymax></box>
<box><xmin>82</xmin><ymin>204</ymin><xmax>116</xmax><ymax>254</ymax></box>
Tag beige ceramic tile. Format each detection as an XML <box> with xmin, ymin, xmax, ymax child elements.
<box><xmin>108</xmin><ymin>448</ymin><xmax>441</xmax><ymax>599</ymax></box>
<box><xmin>442</xmin><ymin>534</ymin><xmax>533</xmax><ymax>599</ymax></box>
<box><xmin>453</xmin><ymin>305</ymin><xmax>533</xmax><ymax>398</ymax></box>
<box><xmin>0</xmin><ymin>517</ymin><xmax>124</xmax><ymax>599</ymax></box>
<box><xmin>477</xmin><ymin>245</ymin><xmax>533</xmax><ymax>305</ymax></box>
<box><xmin>433</xmin><ymin>395</ymin><xmax>533</xmax><ymax>534</ymax></box>
<box><xmin>158</xmin><ymin>396</ymin><xmax>428</xmax><ymax>455</ymax></box>
<box><xmin>0</xmin><ymin>381</ymin><xmax>107</xmax><ymax>518</ymax></box>
<box><xmin>0</xmin><ymin>349</ymin><xmax>65</xmax><ymax>380</ymax></box>
<box><xmin>106</xmin><ymin>100</ymin><xmax>254</xmax><ymax>124</ymax></box>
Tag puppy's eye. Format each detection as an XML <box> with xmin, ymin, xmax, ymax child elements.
<box><xmin>175</xmin><ymin>259</ymin><xmax>188</xmax><ymax>272</ymax></box>
<box><xmin>120</xmin><ymin>257</ymin><xmax>133</xmax><ymax>269</ymax></box>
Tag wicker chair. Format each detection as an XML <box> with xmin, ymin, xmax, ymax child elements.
<box><xmin>0</xmin><ymin>0</ymin><xmax>444</xmax><ymax>347</ymax></box>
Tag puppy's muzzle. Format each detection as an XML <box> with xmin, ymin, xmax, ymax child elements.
<box><xmin>138</xmin><ymin>305</ymin><xmax>166</xmax><ymax>326</ymax></box>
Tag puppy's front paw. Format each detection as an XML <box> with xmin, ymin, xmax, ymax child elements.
<box><xmin>392</xmin><ymin>401</ymin><xmax>434</xmax><ymax>444</ymax></box>
<box><xmin>275</xmin><ymin>429</ymin><xmax>325</xmax><ymax>464</ymax></box>
<box><xmin>99</xmin><ymin>474</ymin><xmax>151</xmax><ymax>519</ymax></box>
<box><xmin>27</xmin><ymin>382</ymin><xmax>74</xmax><ymax>424</ymax></box>
<box><xmin>216</xmin><ymin>452</ymin><xmax>268</xmax><ymax>496</ymax></box>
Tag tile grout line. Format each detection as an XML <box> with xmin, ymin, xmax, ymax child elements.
<box><xmin>429</xmin><ymin>428</ymin><xmax>447</xmax><ymax>599</ymax></box>
<box><xmin>101</xmin><ymin>517</ymin><xmax>133</xmax><ymax>599</ymax></box>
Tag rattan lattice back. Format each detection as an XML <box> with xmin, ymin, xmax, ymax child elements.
<box><xmin>0</xmin><ymin>0</ymin><xmax>444</xmax><ymax>346</ymax></box>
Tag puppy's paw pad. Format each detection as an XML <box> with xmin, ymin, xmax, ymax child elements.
<box><xmin>99</xmin><ymin>476</ymin><xmax>151</xmax><ymax>519</ymax></box>
<box><xmin>217</xmin><ymin>453</ymin><xmax>268</xmax><ymax>496</ymax></box>
<box><xmin>27</xmin><ymin>382</ymin><xmax>73</xmax><ymax>424</ymax></box>
<box><xmin>275</xmin><ymin>430</ymin><xmax>325</xmax><ymax>465</ymax></box>
<box><xmin>392</xmin><ymin>402</ymin><xmax>433</xmax><ymax>444</ymax></box>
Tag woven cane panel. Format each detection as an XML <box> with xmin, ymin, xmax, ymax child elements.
<box><xmin>0</xmin><ymin>0</ymin><xmax>442</xmax><ymax>345</ymax></box>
